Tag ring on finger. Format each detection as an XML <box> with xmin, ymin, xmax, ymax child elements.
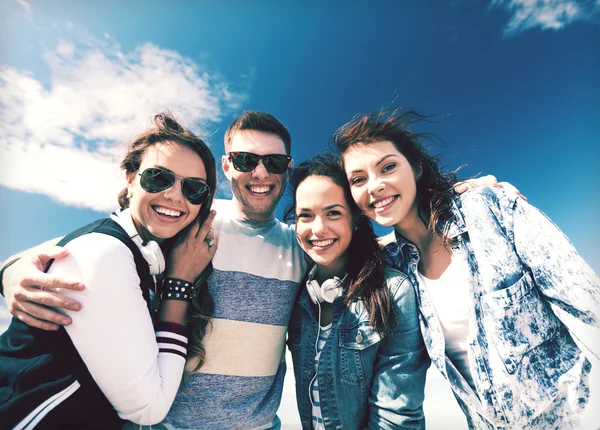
<box><xmin>205</xmin><ymin>238</ymin><xmax>215</xmax><ymax>248</ymax></box>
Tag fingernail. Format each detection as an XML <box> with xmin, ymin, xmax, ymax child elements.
<box><xmin>70</xmin><ymin>304</ymin><xmax>81</xmax><ymax>311</ymax></box>
<box><xmin>61</xmin><ymin>319</ymin><xmax>71</xmax><ymax>325</ymax></box>
<box><xmin>455</xmin><ymin>184</ymin><xmax>466</xmax><ymax>193</ymax></box>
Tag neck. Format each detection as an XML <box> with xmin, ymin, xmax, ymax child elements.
<box><xmin>231</xmin><ymin>197</ymin><xmax>276</xmax><ymax>222</ymax></box>
<box><xmin>393</xmin><ymin>209</ymin><xmax>434</xmax><ymax>254</ymax></box>
<box><xmin>394</xmin><ymin>210</ymin><xmax>451</xmax><ymax>277</ymax></box>
<box><xmin>315</xmin><ymin>256</ymin><xmax>347</xmax><ymax>284</ymax></box>
<box><xmin>127</xmin><ymin>210</ymin><xmax>163</xmax><ymax>245</ymax></box>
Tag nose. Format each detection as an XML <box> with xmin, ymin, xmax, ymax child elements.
<box><xmin>311</xmin><ymin>215</ymin><xmax>327</xmax><ymax>236</ymax></box>
<box><xmin>162</xmin><ymin>179</ymin><xmax>185</xmax><ymax>203</ymax></box>
<box><xmin>367</xmin><ymin>175</ymin><xmax>385</xmax><ymax>196</ymax></box>
<box><xmin>252</xmin><ymin>159</ymin><xmax>270</xmax><ymax>181</ymax></box>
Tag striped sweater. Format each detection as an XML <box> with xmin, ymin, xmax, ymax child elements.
<box><xmin>163</xmin><ymin>200</ymin><xmax>306</xmax><ymax>430</ymax></box>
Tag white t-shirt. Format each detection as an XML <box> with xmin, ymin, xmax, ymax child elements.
<box><xmin>418</xmin><ymin>253</ymin><xmax>475</xmax><ymax>389</ymax></box>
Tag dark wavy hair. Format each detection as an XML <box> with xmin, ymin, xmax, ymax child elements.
<box><xmin>118</xmin><ymin>112</ymin><xmax>216</xmax><ymax>373</ymax></box>
<box><xmin>333</xmin><ymin>109</ymin><xmax>458</xmax><ymax>244</ymax></box>
<box><xmin>284</xmin><ymin>154</ymin><xmax>397</xmax><ymax>335</ymax></box>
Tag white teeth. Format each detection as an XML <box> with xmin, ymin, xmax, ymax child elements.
<box><xmin>311</xmin><ymin>239</ymin><xmax>335</xmax><ymax>247</ymax></box>
<box><xmin>155</xmin><ymin>207</ymin><xmax>182</xmax><ymax>217</ymax></box>
<box><xmin>372</xmin><ymin>196</ymin><xmax>395</xmax><ymax>209</ymax></box>
<box><xmin>249</xmin><ymin>185</ymin><xmax>271</xmax><ymax>194</ymax></box>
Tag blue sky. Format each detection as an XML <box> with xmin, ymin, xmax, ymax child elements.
<box><xmin>2</xmin><ymin>1</ymin><xmax>598</xmax><ymax>271</ymax></box>
<box><xmin>1</xmin><ymin>1</ymin><xmax>599</xmax><ymax>427</ymax></box>
<box><xmin>1</xmin><ymin>0</ymin><xmax>599</xmax><ymax>258</ymax></box>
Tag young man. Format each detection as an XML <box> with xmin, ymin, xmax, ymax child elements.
<box><xmin>0</xmin><ymin>110</ymin><xmax>518</xmax><ymax>428</ymax></box>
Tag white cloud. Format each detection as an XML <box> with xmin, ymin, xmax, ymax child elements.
<box><xmin>0</xmin><ymin>27</ymin><xmax>245</xmax><ymax>212</ymax></box>
<box><xmin>15</xmin><ymin>0</ymin><xmax>32</xmax><ymax>20</ymax></box>
<box><xmin>491</xmin><ymin>0</ymin><xmax>600</xmax><ymax>34</ymax></box>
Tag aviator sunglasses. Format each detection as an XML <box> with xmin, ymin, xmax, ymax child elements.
<box><xmin>228</xmin><ymin>151</ymin><xmax>292</xmax><ymax>174</ymax></box>
<box><xmin>138</xmin><ymin>167</ymin><xmax>211</xmax><ymax>205</ymax></box>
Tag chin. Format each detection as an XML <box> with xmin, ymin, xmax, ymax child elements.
<box><xmin>147</xmin><ymin>226</ymin><xmax>178</xmax><ymax>241</ymax></box>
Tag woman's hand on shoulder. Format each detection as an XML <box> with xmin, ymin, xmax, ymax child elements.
<box><xmin>454</xmin><ymin>174</ymin><xmax>527</xmax><ymax>201</ymax></box>
<box><xmin>166</xmin><ymin>210</ymin><xmax>217</xmax><ymax>282</ymax></box>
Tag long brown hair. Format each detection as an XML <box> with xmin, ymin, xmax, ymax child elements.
<box><xmin>118</xmin><ymin>112</ymin><xmax>216</xmax><ymax>373</ymax></box>
<box><xmin>285</xmin><ymin>154</ymin><xmax>397</xmax><ymax>335</ymax></box>
<box><xmin>334</xmin><ymin>109</ymin><xmax>457</xmax><ymax>244</ymax></box>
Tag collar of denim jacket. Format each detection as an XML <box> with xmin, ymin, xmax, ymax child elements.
<box><xmin>445</xmin><ymin>197</ymin><xmax>468</xmax><ymax>239</ymax></box>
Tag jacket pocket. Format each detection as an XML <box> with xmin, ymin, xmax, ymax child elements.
<box><xmin>482</xmin><ymin>271</ymin><xmax>558</xmax><ymax>374</ymax></box>
<box><xmin>339</xmin><ymin>322</ymin><xmax>381</xmax><ymax>385</ymax></box>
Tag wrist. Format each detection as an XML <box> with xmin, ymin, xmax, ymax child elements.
<box><xmin>161</xmin><ymin>278</ymin><xmax>193</xmax><ymax>302</ymax></box>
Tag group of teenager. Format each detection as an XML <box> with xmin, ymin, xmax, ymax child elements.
<box><xmin>0</xmin><ymin>109</ymin><xmax>598</xmax><ymax>429</ymax></box>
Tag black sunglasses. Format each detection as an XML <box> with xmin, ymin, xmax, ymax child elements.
<box><xmin>138</xmin><ymin>167</ymin><xmax>211</xmax><ymax>205</ymax></box>
<box><xmin>228</xmin><ymin>152</ymin><xmax>292</xmax><ymax>174</ymax></box>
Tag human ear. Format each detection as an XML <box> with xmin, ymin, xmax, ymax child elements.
<box><xmin>221</xmin><ymin>155</ymin><xmax>232</xmax><ymax>180</ymax></box>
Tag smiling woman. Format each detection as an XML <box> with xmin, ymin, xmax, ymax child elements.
<box><xmin>284</xmin><ymin>155</ymin><xmax>429</xmax><ymax>429</ymax></box>
<box><xmin>0</xmin><ymin>113</ymin><xmax>218</xmax><ymax>429</ymax></box>
<box><xmin>335</xmin><ymin>109</ymin><xmax>600</xmax><ymax>429</ymax></box>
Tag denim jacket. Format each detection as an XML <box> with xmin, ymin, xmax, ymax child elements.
<box><xmin>383</xmin><ymin>187</ymin><xmax>600</xmax><ymax>429</ymax></box>
<box><xmin>287</xmin><ymin>267</ymin><xmax>429</xmax><ymax>430</ymax></box>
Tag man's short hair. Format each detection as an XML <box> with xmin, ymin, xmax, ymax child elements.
<box><xmin>224</xmin><ymin>111</ymin><xmax>291</xmax><ymax>155</ymax></box>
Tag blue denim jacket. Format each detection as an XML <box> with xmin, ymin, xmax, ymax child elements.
<box><xmin>383</xmin><ymin>187</ymin><xmax>600</xmax><ymax>429</ymax></box>
<box><xmin>287</xmin><ymin>267</ymin><xmax>429</xmax><ymax>430</ymax></box>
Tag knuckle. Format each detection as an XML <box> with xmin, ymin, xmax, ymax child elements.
<box><xmin>52</xmin><ymin>314</ymin><xmax>66</xmax><ymax>324</ymax></box>
<box><xmin>7</xmin><ymin>303</ymin><xmax>18</xmax><ymax>315</ymax></box>
<box><xmin>20</xmin><ymin>276</ymin><xmax>34</xmax><ymax>288</ymax></box>
<box><xmin>39</xmin><ymin>295</ymin><xmax>52</xmax><ymax>306</ymax></box>
<box><xmin>13</xmin><ymin>288</ymin><xmax>26</xmax><ymax>300</ymax></box>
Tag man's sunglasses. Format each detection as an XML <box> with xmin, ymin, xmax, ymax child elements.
<box><xmin>228</xmin><ymin>152</ymin><xmax>292</xmax><ymax>174</ymax></box>
<box><xmin>139</xmin><ymin>167</ymin><xmax>211</xmax><ymax>205</ymax></box>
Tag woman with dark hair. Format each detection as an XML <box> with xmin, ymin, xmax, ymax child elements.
<box><xmin>0</xmin><ymin>113</ymin><xmax>218</xmax><ymax>429</ymax></box>
<box><xmin>334</xmin><ymin>109</ymin><xmax>600</xmax><ymax>429</ymax></box>
<box><xmin>285</xmin><ymin>154</ymin><xmax>429</xmax><ymax>430</ymax></box>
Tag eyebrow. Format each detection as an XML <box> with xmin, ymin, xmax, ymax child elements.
<box><xmin>155</xmin><ymin>165</ymin><xmax>206</xmax><ymax>181</ymax></box>
<box><xmin>347</xmin><ymin>154</ymin><xmax>397</xmax><ymax>175</ymax></box>
<box><xmin>296</xmin><ymin>203</ymin><xmax>345</xmax><ymax>212</ymax></box>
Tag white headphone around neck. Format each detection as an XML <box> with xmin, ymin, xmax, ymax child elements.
<box><xmin>111</xmin><ymin>210</ymin><xmax>166</xmax><ymax>276</ymax></box>
<box><xmin>305</xmin><ymin>265</ymin><xmax>347</xmax><ymax>304</ymax></box>
<box><xmin>130</xmin><ymin>234</ymin><xmax>165</xmax><ymax>276</ymax></box>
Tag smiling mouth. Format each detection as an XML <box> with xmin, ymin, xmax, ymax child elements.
<box><xmin>309</xmin><ymin>238</ymin><xmax>336</xmax><ymax>248</ymax></box>
<box><xmin>153</xmin><ymin>205</ymin><xmax>183</xmax><ymax>218</ymax></box>
<box><xmin>246</xmin><ymin>184</ymin><xmax>274</xmax><ymax>195</ymax></box>
<box><xmin>370</xmin><ymin>195</ymin><xmax>398</xmax><ymax>210</ymax></box>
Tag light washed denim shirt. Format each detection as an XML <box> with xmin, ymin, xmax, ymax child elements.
<box><xmin>287</xmin><ymin>267</ymin><xmax>429</xmax><ymax>429</ymax></box>
<box><xmin>383</xmin><ymin>187</ymin><xmax>600</xmax><ymax>429</ymax></box>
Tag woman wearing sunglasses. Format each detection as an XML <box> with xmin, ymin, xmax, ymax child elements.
<box><xmin>0</xmin><ymin>113</ymin><xmax>217</xmax><ymax>429</ymax></box>
<box><xmin>334</xmin><ymin>110</ymin><xmax>600</xmax><ymax>429</ymax></box>
<box><xmin>285</xmin><ymin>155</ymin><xmax>429</xmax><ymax>430</ymax></box>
